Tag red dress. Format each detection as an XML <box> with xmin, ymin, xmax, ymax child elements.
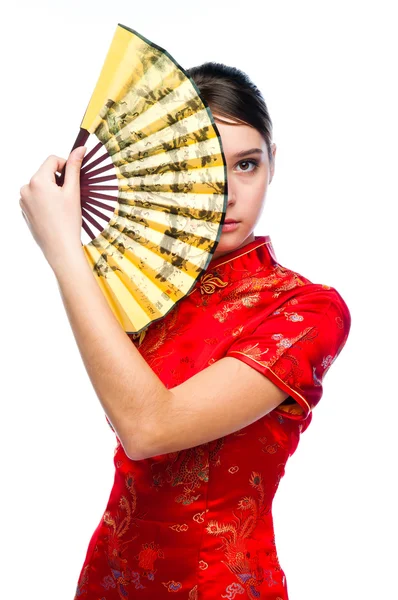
<box><xmin>73</xmin><ymin>234</ymin><xmax>351</xmax><ymax>599</ymax></box>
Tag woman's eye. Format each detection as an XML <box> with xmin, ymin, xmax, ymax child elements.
<box><xmin>235</xmin><ymin>160</ymin><xmax>259</xmax><ymax>173</ymax></box>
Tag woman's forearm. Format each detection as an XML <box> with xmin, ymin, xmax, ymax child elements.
<box><xmin>50</xmin><ymin>246</ymin><xmax>171</xmax><ymax>460</ymax></box>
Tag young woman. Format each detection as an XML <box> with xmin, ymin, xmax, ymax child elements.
<box><xmin>19</xmin><ymin>62</ymin><xmax>351</xmax><ymax>599</ymax></box>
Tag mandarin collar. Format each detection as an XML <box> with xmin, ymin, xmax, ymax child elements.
<box><xmin>189</xmin><ymin>235</ymin><xmax>277</xmax><ymax>295</ymax></box>
<box><xmin>208</xmin><ymin>235</ymin><xmax>276</xmax><ymax>270</ymax></box>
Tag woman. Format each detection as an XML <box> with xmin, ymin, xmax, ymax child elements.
<box><xmin>19</xmin><ymin>61</ymin><xmax>351</xmax><ymax>599</ymax></box>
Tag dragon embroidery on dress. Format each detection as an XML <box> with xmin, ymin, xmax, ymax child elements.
<box><xmin>213</xmin><ymin>280</ymin><xmax>262</xmax><ymax>323</ymax></box>
<box><xmin>270</xmin><ymin>265</ymin><xmax>307</xmax><ymax>297</ymax></box>
<box><xmin>206</xmin><ymin>471</ymin><xmax>280</xmax><ymax>598</ymax></box>
<box><xmin>213</xmin><ymin>268</ymin><xmax>307</xmax><ymax>323</ymax></box>
<box><xmin>150</xmin><ymin>438</ymin><xmax>225</xmax><ymax>505</ymax></box>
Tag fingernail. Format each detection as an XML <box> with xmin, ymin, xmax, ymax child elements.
<box><xmin>77</xmin><ymin>146</ymin><xmax>87</xmax><ymax>159</ymax></box>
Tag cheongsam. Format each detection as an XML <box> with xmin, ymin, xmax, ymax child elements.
<box><xmin>73</xmin><ymin>234</ymin><xmax>351</xmax><ymax>599</ymax></box>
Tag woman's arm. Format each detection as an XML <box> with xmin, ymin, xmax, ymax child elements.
<box><xmin>20</xmin><ymin>150</ymin><xmax>289</xmax><ymax>461</ymax></box>
<box><xmin>18</xmin><ymin>149</ymin><xmax>177</xmax><ymax>460</ymax></box>
<box><xmin>53</xmin><ymin>246</ymin><xmax>291</xmax><ymax>462</ymax></box>
<box><xmin>52</xmin><ymin>246</ymin><xmax>173</xmax><ymax>460</ymax></box>
<box><xmin>53</xmin><ymin>247</ymin><xmax>289</xmax><ymax>460</ymax></box>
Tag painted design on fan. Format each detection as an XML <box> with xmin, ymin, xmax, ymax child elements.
<box><xmin>90</xmin><ymin>241</ymin><xmax>123</xmax><ymax>279</ymax></box>
<box><xmin>66</xmin><ymin>23</ymin><xmax>352</xmax><ymax>600</ymax></box>
<box><xmin>79</xmin><ymin>28</ymin><xmax>228</xmax><ymax>335</ymax></box>
<box><xmin>205</xmin><ymin>471</ymin><xmax>280</xmax><ymax>598</ymax></box>
<box><xmin>129</xmin><ymin>325</ymin><xmax>150</xmax><ymax>347</ymax></box>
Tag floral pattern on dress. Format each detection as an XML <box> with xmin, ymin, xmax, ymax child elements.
<box><xmin>73</xmin><ymin>235</ymin><xmax>351</xmax><ymax>599</ymax></box>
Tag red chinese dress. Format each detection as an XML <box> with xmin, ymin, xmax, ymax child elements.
<box><xmin>74</xmin><ymin>234</ymin><xmax>351</xmax><ymax>599</ymax></box>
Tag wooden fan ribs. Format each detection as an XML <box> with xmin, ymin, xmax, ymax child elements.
<box><xmin>69</xmin><ymin>24</ymin><xmax>227</xmax><ymax>332</ymax></box>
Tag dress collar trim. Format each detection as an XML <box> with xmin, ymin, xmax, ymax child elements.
<box><xmin>207</xmin><ymin>234</ymin><xmax>276</xmax><ymax>270</ymax></box>
<box><xmin>189</xmin><ymin>234</ymin><xmax>277</xmax><ymax>297</ymax></box>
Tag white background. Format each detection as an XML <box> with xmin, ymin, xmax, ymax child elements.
<box><xmin>1</xmin><ymin>1</ymin><xmax>396</xmax><ymax>598</ymax></box>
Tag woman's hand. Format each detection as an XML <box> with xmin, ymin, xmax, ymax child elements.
<box><xmin>19</xmin><ymin>146</ymin><xmax>87</xmax><ymax>270</ymax></box>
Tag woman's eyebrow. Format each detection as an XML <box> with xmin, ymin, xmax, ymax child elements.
<box><xmin>233</xmin><ymin>148</ymin><xmax>264</xmax><ymax>158</ymax></box>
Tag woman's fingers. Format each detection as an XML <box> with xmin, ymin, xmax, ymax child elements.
<box><xmin>32</xmin><ymin>154</ymin><xmax>67</xmax><ymax>184</ymax></box>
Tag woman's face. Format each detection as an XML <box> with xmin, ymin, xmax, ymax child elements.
<box><xmin>209</xmin><ymin>113</ymin><xmax>276</xmax><ymax>261</ymax></box>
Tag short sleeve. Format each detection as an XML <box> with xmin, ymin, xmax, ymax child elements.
<box><xmin>225</xmin><ymin>286</ymin><xmax>351</xmax><ymax>421</ymax></box>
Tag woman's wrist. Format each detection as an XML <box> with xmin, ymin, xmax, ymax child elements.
<box><xmin>48</xmin><ymin>242</ymin><xmax>88</xmax><ymax>279</ymax></box>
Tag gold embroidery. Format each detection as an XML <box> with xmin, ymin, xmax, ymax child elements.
<box><xmin>186</xmin><ymin>239</ymin><xmax>270</xmax><ymax>297</ymax></box>
<box><xmin>100</xmin><ymin>471</ymin><xmax>148</xmax><ymax>592</ymax></box>
<box><xmin>150</xmin><ymin>439</ymin><xmax>225</xmax><ymax>505</ymax></box>
<box><xmin>229</xmin><ymin>350</ymin><xmax>312</xmax><ymax>415</ymax></box>
<box><xmin>193</xmin><ymin>510</ymin><xmax>208</xmax><ymax>524</ymax></box>
<box><xmin>198</xmin><ymin>272</ymin><xmax>229</xmax><ymax>294</ymax></box>
<box><xmin>232</xmin><ymin>341</ymin><xmax>269</xmax><ymax>362</ymax></box>
<box><xmin>212</xmin><ymin>276</ymin><xmax>274</xmax><ymax>322</ymax></box>
<box><xmin>270</xmin><ymin>265</ymin><xmax>307</xmax><ymax>296</ymax></box>
<box><xmin>205</xmin><ymin>470</ymin><xmax>276</xmax><ymax>594</ymax></box>
<box><xmin>142</xmin><ymin>303</ymin><xmax>180</xmax><ymax>355</ymax></box>
<box><xmin>283</xmin><ymin>311</ymin><xmax>304</xmax><ymax>322</ymax></box>
<box><xmin>169</xmin><ymin>523</ymin><xmax>189</xmax><ymax>532</ymax></box>
<box><xmin>229</xmin><ymin>326</ymin><xmax>314</xmax><ymax>368</ymax></box>
<box><xmin>212</xmin><ymin>268</ymin><xmax>306</xmax><ymax>323</ymax></box>
<box><xmin>231</xmin><ymin>325</ymin><xmax>245</xmax><ymax>337</ymax></box>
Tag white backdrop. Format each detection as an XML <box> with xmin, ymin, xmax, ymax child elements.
<box><xmin>2</xmin><ymin>1</ymin><xmax>396</xmax><ymax>598</ymax></box>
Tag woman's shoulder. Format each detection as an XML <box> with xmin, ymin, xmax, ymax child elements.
<box><xmin>261</xmin><ymin>250</ymin><xmax>350</xmax><ymax>321</ymax></box>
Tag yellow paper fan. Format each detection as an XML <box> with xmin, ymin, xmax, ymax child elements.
<box><xmin>57</xmin><ymin>23</ymin><xmax>228</xmax><ymax>334</ymax></box>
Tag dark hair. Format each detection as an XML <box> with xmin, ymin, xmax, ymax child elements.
<box><xmin>186</xmin><ymin>62</ymin><xmax>274</xmax><ymax>165</ymax></box>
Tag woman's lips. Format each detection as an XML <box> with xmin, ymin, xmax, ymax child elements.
<box><xmin>222</xmin><ymin>221</ymin><xmax>240</xmax><ymax>231</ymax></box>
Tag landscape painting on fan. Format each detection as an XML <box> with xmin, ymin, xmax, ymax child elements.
<box><xmin>71</xmin><ymin>23</ymin><xmax>229</xmax><ymax>336</ymax></box>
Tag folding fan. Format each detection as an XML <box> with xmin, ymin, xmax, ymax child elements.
<box><xmin>56</xmin><ymin>23</ymin><xmax>228</xmax><ymax>335</ymax></box>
